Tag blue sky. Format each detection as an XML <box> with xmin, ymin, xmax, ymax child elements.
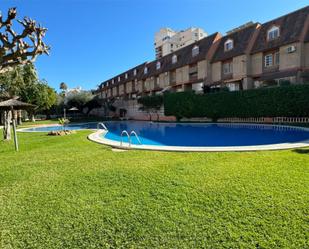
<box><xmin>1</xmin><ymin>0</ymin><xmax>308</xmax><ymax>91</ymax></box>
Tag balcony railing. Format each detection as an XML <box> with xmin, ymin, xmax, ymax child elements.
<box><xmin>170</xmin><ymin>78</ymin><xmax>176</xmax><ymax>86</ymax></box>
<box><xmin>189</xmin><ymin>73</ymin><xmax>198</xmax><ymax>81</ymax></box>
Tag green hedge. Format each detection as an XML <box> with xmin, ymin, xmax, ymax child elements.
<box><xmin>138</xmin><ymin>95</ymin><xmax>163</xmax><ymax>111</ymax></box>
<box><xmin>164</xmin><ymin>85</ymin><xmax>309</xmax><ymax>120</ymax></box>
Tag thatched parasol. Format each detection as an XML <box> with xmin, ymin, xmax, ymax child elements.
<box><xmin>0</xmin><ymin>99</ymin><xmax>35</xmax><ymax>110</ymax></box>
<box><xmin>67</xmin><ymin>107</ymin><xmax>79</xmax><ymax>118</ymax></box>
<box><xmin>0</xmin><ymin>99</ymin><xmax>36</xmax><ymax>151</ymax></box>
<box><xmin>68</xmin><ymin>107</ymin><xmax>79</xmax><ymax>111</ymax></box>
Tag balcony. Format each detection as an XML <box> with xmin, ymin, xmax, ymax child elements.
<box><xmin>189</xmin><ymin>72</ymin><xmax>198</xmax><ymax>82</ymax></box>
<box><xmin>189</xmin><ymin>64</ymin><xmax>198</xmax><ymax>82</ymax></box>
<box><xmin>169</xmin><ymin>71</ymin><xmax>176</xmax><ymax>86</ymax></box>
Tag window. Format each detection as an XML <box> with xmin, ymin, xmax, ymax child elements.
<box><xmin>172</xmin><ymin>54</ymin><xmax>177</xmax><ymax>64</ymax></box>
<box><xmin>223</xmin><ymin>61</ymin><xmax>233</xmax><ymax>74</ymax></box>
<box><xmin>155</xmin><ymin>77</ymin><xmax>160</xmax><ymax>88</ymax></box>
<box><xmin>264</xmin><ymin>51</ymin><xmax>279</xmax><ymax>67</ymax></box>
<box><xmin>287</xmin><ymin>45</ymin><xmax>296</xmax><ymax>53</ymax></box>
<box><xmin>170</xmin><ymin>70</ymin><xmax>176</xmax><ymax>85</ymax></box>
<box><xmin>133</xmin><ymin>69</ymin><xmax>137</xmax><ymax>76</ymax></box>
<box><xmin>274</xmin><ymin>52</ymin><xmax>280</xmax><ymax>65</ymax></box>
<box><xmin>112</xmin><ymin>79</ymin><xmax>114</xmax><ymax>84</ymax></box>
<box><xmin>224</xmin><ymin>39</ymin><xmax>233</xmax><ymax>51</ymax></box>
<box><xmin>118</xmin><ymin>76</ymin><xmax>121</xmax><ymax>82</ymax></box>
<box><xmin>267</xmin><ymin>26</ymin><xmax>280</xmax><ymax>40</ymax></box>
<box><xmin>156</xmin><ymin>61</ymin><xmax>161</xmax><ymax>70</ymax></box>
<box><xmin>192</xmin><ymin>45</ymin><xmax>199</xmax><ymax>56</ymax></box>
<box><xmin>144</xmin><ymin>67</ymin><xmax>148</xmax><ymax>74</ymax></box>
<box><xmin>189</xmin><ymin>63</ymin><xmax>198</xmax><ymax>80</ymax></box>
<box><xmin>125</xmin><ymin>73</ymin><xmax>128</xmax><ymax>79</ymax></box>
<box><xmin>264</xmin><ymin>54</ymin><xmax>273</xmax><ymax>67</ymax></box>
<box><xmin>162</xmin><ymin>36</ymin><xmax>170</xmax><ymax>41</ymax></box>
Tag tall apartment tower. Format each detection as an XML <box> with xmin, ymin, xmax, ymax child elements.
<box><xmin>154</xmin><ymin>27</ymin><xmax>207</xmax><ymax>59</ymax></box>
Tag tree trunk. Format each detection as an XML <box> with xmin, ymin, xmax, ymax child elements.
<box><xmin>17</xmin><ymin>110</ymin><xmax>22</xmax><ymax>125</ymax></box>
<box><xmin>0</xmin><ymin>111</ymin><xmax>4</xmax><ymax>125</ymax></box>
<box><xmin>13</xmin><ymin>110</ymin><xmax>17</xmax><ymax>122</ymax></box>
<box><xmin>31</xmin><ymin>113</ymin><xmax>35</xmax><ymax>122</ymax></box>
<box><xmin>3</xmin><ymin>110</ymin><xmax>12</xmax><ymax>140</ymax></box>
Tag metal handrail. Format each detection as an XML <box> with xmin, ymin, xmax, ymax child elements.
<box><xmin>120</xmin><ymin>130</ymin><xmax>131</xmax><ymax>147</ymax></box>
<box><xmin>97</xmin><ymin>122</ymin><xmax>108</xmax><ymax>131</ymax></box>
<box><xmin>130</xmin><ymin>131</ymin><xmax>142</xmax><ymax>144</ymax></box>
<box><xmin>119</xmin><ymin>130</ymin><xmax>142</xmax><ymax>147</ymax></box>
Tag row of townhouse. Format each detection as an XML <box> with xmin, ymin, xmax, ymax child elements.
<box><xmin>97</xmin><ymin>6</ymin><xmax>309</xmax><ymax>101</ymax></box>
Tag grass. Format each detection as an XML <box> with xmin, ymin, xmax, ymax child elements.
<box><xmin>20</xmin><ymin>119</ymin><xmax>60</xmax><ymax>127</ymax></box>
<box><xmin>20</xmin><ymin>116</ymin><xmax>104</xmax><ymax>127</ymax></box>
<box><xmin>0</xmin><ymin>127</ymin><xmax>308</xmax><ymax>248</ymax></box>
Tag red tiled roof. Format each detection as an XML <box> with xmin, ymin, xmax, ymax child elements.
<box><xmin>251</xmin><ymin>6</ymin><xmax>309</xmax><ymax>54</ymax></box>
<box><xmin>212</xmin><ymin>23</ymin><xmax>259</xmax><ymax>62</ymax></box>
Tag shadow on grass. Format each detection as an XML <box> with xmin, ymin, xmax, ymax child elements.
<box><xmin>293</xmin><ymin>148</ymin><xmax>309</xmax><ymax>154</ymax></box>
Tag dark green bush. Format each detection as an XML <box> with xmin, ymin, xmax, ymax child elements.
<box><xmin>164</xmin><ymin>85</ymin><xmax>309</xmax><ymax>119</ymax></box>
<box><xmin>138</xmin><ymin>95</ymin><xmax>163</xmax><ymax>111</ymax></box>
<box><xmin>279</xmin><ymin>80</ymin><xmax>291</xmax><ymax>87</ymax></box>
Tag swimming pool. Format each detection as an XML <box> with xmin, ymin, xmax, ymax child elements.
<box><xmin>19</xmin><ymin>121</ymin><xmax>309</xmax><ymax>151</ymax></box>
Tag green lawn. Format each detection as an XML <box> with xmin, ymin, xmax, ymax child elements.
<box><xmin>19</xmin><ymin>117</ymin><xmax>103</xmax><ymax>127</ymax></box>
<box><xmin>0</xmin><ymin>129</ymin><xmax>308</xmax><ymax>248</ymax></box>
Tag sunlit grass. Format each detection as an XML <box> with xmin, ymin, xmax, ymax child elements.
<box><xmin>0</xmin><ymin>127</ymin><xmax>308</xmax><ymax>248</ymax></box>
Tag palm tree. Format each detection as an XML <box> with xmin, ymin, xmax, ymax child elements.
<box><xmin>60</xmin><ymin>82</ymin><xmax>68</xmax><ymax>93</ymax></box>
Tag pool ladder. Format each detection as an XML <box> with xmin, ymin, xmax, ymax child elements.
<box><xmin>120</xmin><ymin>130</ymin><xmax>142</xmax><ymax>147</ymax></box>
<box><xmin>97</xmin><ymin>122</ymin><xmax>108</xmax><ymax>131</ymax></box>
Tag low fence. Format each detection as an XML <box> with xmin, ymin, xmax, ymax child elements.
<box><xmin>215</xmin><ymin>123</ymin><xmax>305</xmax><ymax>131</ymax></box>
<box><xmin>217</xmin><ymin>117</ymin><xmax>309</xmax><ymax>124</ymax></box>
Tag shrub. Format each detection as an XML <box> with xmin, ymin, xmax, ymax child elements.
<box><xmin>138</xmin><ymin>95</ymin><xmax>163</xmax><ymax>111</ymax></box>
<box><xmin>58</xmin><ymin>118</ymin><xmax>70</xmax><ymax>131</ymax></box>
<box><xmin>65</xmin><ymin>91</ymin><xmax>93</xmax><ymax>110</ymax></box>
<box><xmin>279</xmin><ymin>80</ymin><xmax>291</xmax><ymax>87</ymax></box>
<box><xmin>164</xmin><ymin>85</ymin><xmax>309</xmax><ymax>119</ymax></box>
<box><xmin>84</xmin><ymin>97</ymin><xmax>102</xmax><ymax>114</ymax></box>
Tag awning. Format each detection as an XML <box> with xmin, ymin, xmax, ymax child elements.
<box><xmin>152</xmin><ymin>87</ymin><xmax>163</xmax><ymax>92</ymax></box>
<box><xmin>257</xmin><ymin>69</ymin><xmax>298</xmax><ymax>81</ymax></box>
<box><xmin>68</xmin><ymin>107</ymin><xmax>79</xmax><ymax>111</ymax></box>
<box><xmin>223</xmin><ymin>77</ymin><xmax>243</xmax><ymax>83</ymax></box>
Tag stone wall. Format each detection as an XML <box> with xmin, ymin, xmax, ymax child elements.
<box><xmin>89</xmin><ymin>99</ymin><xmax>176</xmax><ymax>121</ymax></box>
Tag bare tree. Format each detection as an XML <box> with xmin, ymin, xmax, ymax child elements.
<box><xmin>0</xmin><ymin>7</ymin><xmax>50</xmax><ymax>73</ymax></box>
<box><xmin>0</xmin><ymin>7</ymin><xmax>49</xmax><ymax>140</ymax></box>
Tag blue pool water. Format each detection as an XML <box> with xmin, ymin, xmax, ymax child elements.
<box><xmin>103</xmin><ymin>121</ymin><xmax>309</xmax><ymax>147</ymax></box>
<box><xmin>21</xmin><ymin>121</ymin><xmax>309</xmax><ymax>147</ymax></box>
